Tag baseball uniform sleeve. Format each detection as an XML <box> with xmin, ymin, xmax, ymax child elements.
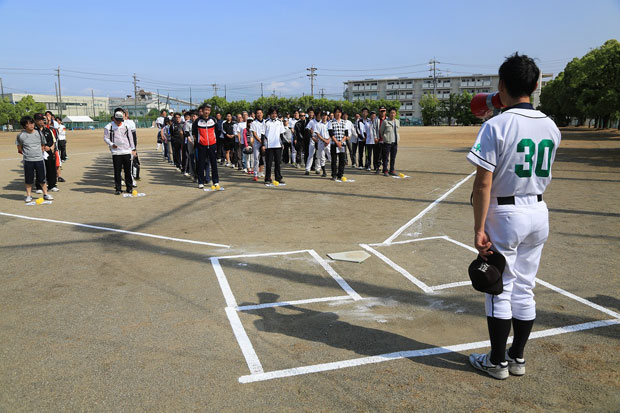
<box><xmin>466</xmin><ymin>122</ymin><xmax>497</xmax><ymax>172</ymax></box>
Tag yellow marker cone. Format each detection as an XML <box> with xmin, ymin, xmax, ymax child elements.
<box><xmin>35</xmin><ymin>198</ymin><xmax>44</xmax><ymax>205</ymax></box>
<box><xmin>132</xmin><ymin>190</ymin><xmax>138</xmax><ymax>197</ymax></box>
<box><xmin>210</xmin><ymin>185</ymin><xmax>216</xmax><ymax>191</ymax></box>
<box><xmin>342</xmin><ymin>177</ymin><xmax>347</xmax><ymax>182</ymax></box>
<box><xmin>273</xmin><ymin>181</ymin><xmax>279</xmax><ymax>186</ymax></box>
<box><xmin>399</xmin><ymin>173</ymin><xmax>405</xmax><ymax>178</ymax></box>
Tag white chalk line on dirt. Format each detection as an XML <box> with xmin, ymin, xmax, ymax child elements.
<box><xmin>383</xmin><ymin>171</ymin><xmax>476</xmax><ymax>245</ymax></box>
<box><xmin>307</xmin><ymin>249</ymin><xmax>362</xmax><ymax>301</ymax></box>
<box><xmin>360</xmin><ymin>243</ymin><xmax>433</xmax><ymax>293</ymax></box>
<box><xmin>209</xmin><ymin>249</ymin><xmax>364</xmax><ymax>378</ymax></box>
<box><xmin>238</xmin><ymin>318</ymin><xmax>620</xmax><ymax>383</ymax></box>
<box><xmin>237</xmin><ymin>296</ymin><xmax>354</xmax><ymax>312</ymax></box>
<box><xmin>0</xmin><ymin>212</ymin><xmax>230</xmax><ymax>248</ymax></box>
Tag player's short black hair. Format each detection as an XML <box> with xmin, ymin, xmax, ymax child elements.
<box><xmin>160</xmin><ymin>109</ymin><xmax>167</xmax><ymax>114</ymax></box>
<box><xmin>306</xmin><ymin>107</ymin><xmax>314</xmax><ymax>113</ymax></box>
<box><xmin>499</xmin><ymin>52</ymin><xmax>540</xmax><ymax>99</ymax></box>
<box><xmin>333</xmin><ymin>106</ymin><xmax>342</xmax><ymax>113</ymax></box>
<box><xmin>255</xmin><ymin>108</ymin><xmax>263</xmax><ymax>113</ymax></box>
<box><xmin>45</xmin><ymin>110</ymin><xmax>54</xmax><ymax>116</ymax></box>
<box><xmin>34</xmin><ymin>113</ymin><xmax>45</xmax><ymax>121</ymax></box>
<box><xmin>268</xmin><ymin>107</ymin><xmax>278</xmax><ymax>115</ymax></box>
<box><xmin>20</xmin><ymin>116</ymin><xmax>34</xmax><ymax>128</ymax></box>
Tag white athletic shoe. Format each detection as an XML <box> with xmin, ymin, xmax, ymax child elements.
<box><xmin>505</xmin><ymin>350</ymin><xmax>526</xmax><ymax>376</ymax></box>
<box><xmin>198</xmin><ymin>184</ymin><xmax>204</xmax><ymax>189</ymax></box>
<box><xmin>35</xmin><ymin>189</ymin><xmax>43</xmax><ymax>194</ymax></box>
<box><xmin>44</xmin><ymin>194</ymin><xmax>54</xmax><ymax>201</ymax></box>
<box><xmin>184</xmin><ymin>173</ymin><xmax>190</xmax><ymax>177</ymax></box>
<box><xmin>49</xmin><ymin>186</ymin><xmax>60</xmax><ymax>192</ymax></box>
<box><xmin>25</xmin><ymin>195</ymin><xmax>32</xmax><ymax>203</ymax></box>
<box><xmin>468</xmin><ymin>352</ymin><xmax>509</xmax><ymax>380</ymax></box>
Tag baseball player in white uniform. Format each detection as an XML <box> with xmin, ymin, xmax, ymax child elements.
<box><xmin>467</xmin><ymin>53</ymin><xmax>561</xmax><ymax>379</ymax></box>
<box><xmin>304</xmin><ymin>111</ymin><xmax>320</xmax><ymax>175</ymax></box>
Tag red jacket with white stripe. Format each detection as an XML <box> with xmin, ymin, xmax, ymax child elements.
<box><xmin>191</xmin><ymin>116</ymin><xmax>217</xmax><ymax>146</ymax></box>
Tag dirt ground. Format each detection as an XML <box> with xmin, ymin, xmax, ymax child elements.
<box><xmin>0</xmin><ymin>126</ymin><xmax>619</xmax><ymax>412</ymax></box>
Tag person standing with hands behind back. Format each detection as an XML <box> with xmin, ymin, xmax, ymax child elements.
<box><xmin>467</xmin><ymin>53</ymin><xmax>561</xmax><ymax>380</ymax></box>
<box><xmin>103</xmin><ymin>108</ymin><xmax>137</xmax><ymax>195</ymax></box>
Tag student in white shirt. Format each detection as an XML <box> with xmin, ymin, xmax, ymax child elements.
<box><xmin>304</xmin><ymin>109</ymin><xmax>320</xmax><ymax>175</ymax></box>
<box><xmin>56</xmin><ymin>117</ymin><xmax>68</xmax><ymax>162</ymax></box>
<box><xmin>314</xmin><ymin>111</ymin><xmax>330</xmax><ymax>177</ymax></box>
<box><xmin>343</xmin><ymin>112</ymin><xmax>356</xmax><ymax>167</ymax></box>
<box><xmin>250</xmin><ymin>109</ymin><xmax>266</xmax><ymax>181</ymax></box>
<box><xmin>262</xmin><ymin>107</ymin><xmax>286</xmax><ymax>185</ymax></box>
<box><xmin>155</xmin><ymin>109</ymin><xmax>167</xmax><ymax>151</ymax></box>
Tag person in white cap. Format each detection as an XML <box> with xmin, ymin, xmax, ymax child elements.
<box><xmin>103</xmin><ymin>108</ymin><xmax>137</xmax><ymax>195</ymax></box>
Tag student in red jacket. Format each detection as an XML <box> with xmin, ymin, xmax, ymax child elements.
<box><xmin>191</xmin><ymin>104</ymin><xmax>219</xmax><ymax>188</ymax></box>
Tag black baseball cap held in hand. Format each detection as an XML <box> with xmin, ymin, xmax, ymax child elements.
<box><xmin>468</xmin><ymin>250</ymin><xmax>506</xmax><ymax>295</ymax></box>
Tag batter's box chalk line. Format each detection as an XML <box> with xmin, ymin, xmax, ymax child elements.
<box><xmin>234</xmin><ymin>235</ymin><xmax>620</xmax><ymax>383</ymax></box>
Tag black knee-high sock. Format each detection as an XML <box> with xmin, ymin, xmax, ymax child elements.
<box><xmin>487</xmin><ymin>316</ymin><xmax>512</xmax><ymax>365</ymax></box>
<box><xmin>509</xmin><ymin>318</ymin><xmax>535</xmax><ymax>359</ymax></box>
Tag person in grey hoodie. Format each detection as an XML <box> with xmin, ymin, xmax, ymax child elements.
<box><xmin>103</xmin><ymin>108</ymin><xmax>137</xmax><ymax>195</ymax></box>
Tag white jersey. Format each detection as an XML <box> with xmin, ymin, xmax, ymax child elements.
<box><xmin>124</xmin><ymin>119</ymin><xmax>136</xmax><ymax>131</ymax></box>
<box><xmin>466</xmin><ymin>106</ymin><xmax>561</xmax><ymax>198</ymax></box>
<box><xmin>314</xmin><ymin>121</ymin><xmax>329</xmax><ymax>143</ymax></box>
<box><xmin>57</xmin><ymin>124</ymin><xmax>66</xmax><ymax>140</ymax></box>
<box><xmin>250</xmin><ymin>119</ymin><xmax>265</xmax><ymax>146</ymax></box>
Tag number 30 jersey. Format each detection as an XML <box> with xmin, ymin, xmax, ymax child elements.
<box><xmin>466</xmin><ymin>105</ymin><xmax>562</xmax><ymax>198</ymax></box>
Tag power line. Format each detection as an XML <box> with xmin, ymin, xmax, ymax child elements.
<box><xmin>319</xmin><ymin>63</ymin><xmax>427</xmax><ymax>72</ymax></box>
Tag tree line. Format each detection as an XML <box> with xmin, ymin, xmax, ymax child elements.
<box><xmin>539</xmin><ymin>39</ymin><xmax>620</xmax><ymax>128</ymax></box>
<box><xmin>418</xmin><ymin>91</ymin><xmax>480</xmax><ymax>126</ymax></box>
<box><xmin>0</xmin><ymin>96</ymin><xmax>47</xmax><ymax>127</ymax></box>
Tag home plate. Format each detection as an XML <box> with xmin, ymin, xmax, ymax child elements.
<box><xmin>26</xmin><ymin>201</ymin><xmax>53</xmax><ymax>206</ymax></box>
<box><xmin>204</xmin><ymin>187</ymin><xmax>225</xmax><ymax>192</ymax></box>
<box><xmin>123</xmin><ymin>193</ymin><xmax>146</xmax><ymax>197</ymax></box>
<box><xmin>327</xmin><ymin>250</ymin><xmax>371</xmax><ymax>263</ymax></box>
<box><xmin>392</xmin><ymin>175</ymin><xmax>410</xmax><ymax>179</ymax></box>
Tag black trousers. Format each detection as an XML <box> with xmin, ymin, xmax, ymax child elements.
<box><xmin>344</xmin><ymin>140</ymin><xmax>352</xmax><ymax>165</ymax></box>
<box><xmin>357</xmin><ymin>141</ymin><xmax>365</xmax><ymax>167</ymax></box>
<box><xmin>172</xmin><ymin>140</ymin><xmax>182</xmax><ymax>168</ymax></box>
<box><xmin>282</xmin><ymin>141</ymin><xmax>291</xmax><ymax>163</ymax></box>
<box><xmin>45</xmin><ymin>150</ymin><xmax>57</xmax><ymax>189</ymax></box>
<box><xmin>330</xmin><ymin>144</ymin><xmax>345</xmax><ymax>179</ymax></box>
<box><xmin>365</xmin><ymin>144</ymin><xmax>374</xmax><ymax>169</ymax></box>
<box><xmin>217</xmin><ymin>137</ymin><xmax>225</xmax><ymax>160</ymax></box>
<box><xmin>294</xmin><ymin>139</ymin><xmax>303</xmax><ymax>164</ymax></box>
<box><xmin>113</xmin><ymin>154</ymin><xmax>132</xmax><ymax>192</ymax></box>
<box><xmin>58</xmin><ymin>140</ymin><xmax>67</xmax><ymax>161</ymax></box>
<box><xmin>181</xmin><ymin>141</ymin><xmax>188</xmax><ymax>173</ymax></box>
<box><xmin>196</xmin><ymin>144</ymin><xmax>219</xmax><ymax>185</ymax></box>
<box><xmin>382</xmin><ymin>142</ymin><xmax>398</xmax><ymax>173</ymax></box>
<box><xmin>265</xmin><ymin>147</ymin><xmax>283</xmax><ymax>182</ymax></box>
<box><xmin>373</xmin><ymin>143</ymin><xmax>383</xmax><ymax>170</ymax></box>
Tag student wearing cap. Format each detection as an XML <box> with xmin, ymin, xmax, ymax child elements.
<box><xmin>379</xmin><ymin>108</ymin><xmax>400</xmax><ymax>176</ymax></box>
<box><xmin>262</xmin><ymin>107</ymin><xmax>286</xmax><ymax>185</ymax></box>
<box><xmin>103</xmin><ymin>109</ymin><xmax>137</xmax><ymax>195</ymax></box>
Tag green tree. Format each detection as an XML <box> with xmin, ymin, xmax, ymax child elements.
<box><xmin>419</xmin><ymin>94</ymin><xmax>440</xmax><ymax>125</ymax></box>
<box><xmin>454</xmin><ymin>92</ymin><xmax>479</xmax><ymax>126</ymax></box>
<box><xmin>439</xmin><ymin>94</ymin><xmax>458</xmax><ymax>125</ymax></box>
<box><xmin>0</xmin><ymin>97</ymin><xmax>16</xmax><ymax>126</ymax></box>
<box><xmin>14</xmin><ymin>95</ymin><xmax>46</xmax><ymax>118</ymax></box>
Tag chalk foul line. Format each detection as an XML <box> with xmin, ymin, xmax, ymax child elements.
<box><xmin>383</xmin><ymin>171</ymin><xmax>476</xmax><ymax>245</ymax></box>
<box><xmin>238</xmin><ymin>318</ymin><xmax>620</xmax><ymax>383</ymax></box>
<box><xmin>0</xmin><ymin>212</ymin><xmax>230</xmax><ymax>248</ymax></box>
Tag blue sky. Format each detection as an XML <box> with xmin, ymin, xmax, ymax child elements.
<box><xmin>0</xmin><ymin>0</ymin><xmax>618</xmax><ymax>102</ymax></box>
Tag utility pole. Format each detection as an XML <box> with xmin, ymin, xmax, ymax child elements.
<box><xmin>429</xmin><ymin>58</ymin><xmax>438</xmax><ymax>98</ymax></box>
<box><xmin>319</xmin><ymin>88</ymin><xmax>325</xmax><ymax>99</ymax></box>
<box><xmin>224</xmin><ymin>84</ymin><xmax>227</xmax><ymax>100</ymax></box>
<box><xmin>189</xmin><ymin>87</ymin><xmax>192</xmax><ymax>109</ymax></box>
<box><xmin>0</xmin><ymin>77</ymin><xmax>4</xmax><ymax>99</ymax></box>
<box><xmin>91</xmin><ymin>89</ymin><xmax>95</xmax><ymax>118</ymax></box>
<box><xmin>157</xmin><ymin>89</ymin><xmax>160</xmax><ymax>111</ymax></box>
<box><xmin>56</xmin><ymin>66</ymin><xmax>63</xmax><ymax>117</ymax></box>
<box><xmin>133</xmin><ymin>73</ymin><xmax>138</xmax><ymax>118</ymax></box>
<box><xmin>211</xmin><ymin>83</ymin><xmax>218</xmax><ymax>97</ymax></box>
<box><xmin>306</xmin><ymin>66</ymin><xmax>317</xmax><ymax>97</ymax></box>
<box><xmin>54</xmin><ymin>82</ymin><xmax>59</xmax><ymax>114</ymax></box>
<box><xmin>260</xmin><ymin>82</ymin><xmax>264</xmax><ymax>98</ymax></box>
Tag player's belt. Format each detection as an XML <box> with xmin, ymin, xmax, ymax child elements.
<box><xmin>497</xmin><ymin>195</ymin><xmax>543</xmax><ymax>205</ymax></box>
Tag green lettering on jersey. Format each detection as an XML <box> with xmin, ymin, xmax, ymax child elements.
<box><xmin>515</xmin><ymin>139</ymin><xmax>535</xmax><ymax>178</ymax></box>
<box><xmin>474</xmin><ymin>143</ymin><xmax>481</xmax><ymax>152</ymax></box>
<box><xmin>515</xmin><ymin>138</ymin><xmax>554</xmax><ymax>178</ymax></box>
